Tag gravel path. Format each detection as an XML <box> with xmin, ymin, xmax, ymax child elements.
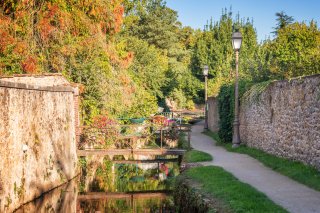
<box><xmin>190</xmin><ymin>121</ymin><xmax>320</xmax><ymax>213</ymax></box>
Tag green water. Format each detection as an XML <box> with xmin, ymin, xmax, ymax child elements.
<box><xmin>16</xmin><ymin>156</ymin><xmax>179</xmax><ymax>212</ymax></box>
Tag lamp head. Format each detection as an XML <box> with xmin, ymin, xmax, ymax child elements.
<box><xmin>232</xmin><ymin>31</ymin><xmax>242</xmax><ymax>51</ymax></box>
<box><xmin>203</xmin><ymin>65</ymin><xmax>209</xmax><ymax>76</ymax></box>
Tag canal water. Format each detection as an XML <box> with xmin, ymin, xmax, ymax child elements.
<box><xmin>15</xmin><ymin>156</ymin><xmax>179</xmax><ymax>212</ymax></box>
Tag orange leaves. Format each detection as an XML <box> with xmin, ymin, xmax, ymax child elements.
<box><xmin>37</xmin><ymin>3</ymin><xmax>71</xmax><ymax>42</ymax></box>
<box><xmin>0</xmin><ymin>14</ymin><xmax>39</xmax><ymax>74</ymax></box>
<box><xmin>0</xmin><ymin>31</ymin><xmax>15</xmax><ymax>53</ymax></box>
<box><xmin>37</xmin><ymin>3</ymin><xmax>60</xmax><ymax>42</ymax></box>
<box><xmin>0</xmin><ymin>15</ymin><xmax>14</xmax><ymax>53</ymax></box>
<box><xmin>120</xmin><ymin>74</ymin><xmax>130</xmax><ymax>86</ymax></box>
<box><xmin>13</xmin><ymin>41</ymin><xmax>27</xmax><ymax>55</ymax></box>
<box><xmin>0</xmin><ymin>0</ymin><xmax>129</xmax><ymax>76</ymax></box>
<box><xmin>106</xmin><ymin>46</ymin><xmax>134</xmax><ymax>69</ymax></box>
<box><xmin>112</xmin><ymin>4</ymin><xmax>124</xmax><ymax>34</ymax></box>
<box><xmin>47</xmin><ymin>3</ymin><xmax>59</xmax><ymax>18</ymax></box>
<box><xmin>92</xmin><ymin>113</ymin><xmax>118</xmax><ymax>129</ymax></box>
<box><xmin>21</xmin><ymin>56</ymin><xmax>38</xmax><ymax>74</ymax></box>
<box><xmin>121</xmin><ymin>51</ymin><xmax>134</xmax><ymax>68</ymax></box>
<box><xmin>89</xmin><ymin>0</ymin><xmax>124</xmax><ymax>36</ymax></box>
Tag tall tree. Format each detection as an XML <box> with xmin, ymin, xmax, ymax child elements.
<box><xmin>273</xmin><ymin>11</ymin><xmax>294</xmax><ymax>34</ymax></box>
<box><xmin>122</xmin><ymin>0</ymin><xmax>201</xmax><ymax>108</ymax></box>
<box><xmin>191</xmin><ymin>10</ymin><xmax>258</xmax><ymax>96</ymax></box>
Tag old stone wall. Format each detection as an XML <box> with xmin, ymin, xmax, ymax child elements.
<box><xmin>207</xmin><ymin>97</ymin><xmax>219</xmax><ymax>132</ymax></box>
<box><xmin>240</xmin><ymin>75</ymin><xmax>320</xmax><ymax>169</ymax></box>
<box><xmin>0</xmin><ymin>74</ymin><xmax>79</xmax><ymax>212</ymax></box>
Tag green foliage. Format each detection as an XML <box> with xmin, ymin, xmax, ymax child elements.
<box><xmin>125</xmin><ymin>88</ymin><xmax>158</xmax><ymax>118</ymax></box>
<box><xmin>269</xmin><ymin>21</ymin><xmax>320</xmax><ymax>79</ymax></box>
<box><xmin>216</xmin><ymin>20</ymin><xmax>320</xmax><ymax>143</ymax></box>
<box><xmin>2</xmin><ymin>1</ymin><xmax>319</xmax><ymax>125</ymax></box>
<box><xmin>78</xmin><ymin>157</ymin><xmax>87</xmax><ymax>169</ymax></box>
<box><xmin>177</xmin><ymin>132</ymin><xmax>189</xmax><ymax>150</ymax></box>
<box><xmin>191</xmin><ymin>10</ymin><xmax>258</xmax><ymax>97</ymax></box>
<box><xmin>127</xmin><ymin>0</ymin><xmax>180</xmax><ymax>50</ymax></box>
<box><xmin>205</xmin><ymin>131</ymin><xmax>320</xmax><ymax>192</ymax></box>
<box><xmin>124</xmin><ymin>0</ymin><xmax>201</xmax><ymax>108</ymax></box>
<box><xmin>217</xmin><ymin>80</ymin><xmax>252</xmax><ymax>143</ymax></box>
<box><xmin>184</xmin><ymin>150</ymin><xmax>213</xmax><ymax>163</ymax></box>
<box><xmin>185</xmin><ymin>166</ymin><xmax>287</xmax><ymax>212</ymax></box>
<box><xmin>125</xmin><ymin>36</ymin><xmax>168</xmax><ymax>98</ymax></box>
<box><xmin>217</xmin><ymin>83</ymin><xmax>234</xmax><ymax>142</ymax></box>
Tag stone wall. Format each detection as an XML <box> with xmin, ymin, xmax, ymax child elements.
<box><xmin>0</xmin><ymin>74</ymin><xmax>79</xmax><ymax>212</ymax></box>
<box><xmin>240</xmin><ymin>75</ymin><xmax>320</xmax><ymax>169</ymax></box>
<box><xmin>207</xmin><ymin>97</ymin><xmax>219</xmax><ymax>132</ymax></box>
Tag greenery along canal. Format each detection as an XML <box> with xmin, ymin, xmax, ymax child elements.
<box><xmin>15</xmin><ymin>117</ymin><xmax>195</xmax><ymax>212</ymax></box>
<box><xmin>16</xmin><ymin>156</ymin><xmax>180</xmax><ymax>212</ymax></box>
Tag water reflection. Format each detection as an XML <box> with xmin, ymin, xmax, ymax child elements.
<box><xmin>79</xmin><ymin>156</ymin><xmax>178</xmax><ymax>212</ymax></box>
<box><xmin>15</xmin><ymin>178</ymin><xmax>78</xmax><ymax>213</ymax></box>
<box><xmin>78</xmin><ymin>192</ymin><xmax>174</xmax><ymax>213</ymax></box>
<box><xmin>16</xmin><ymin>156</ymin><xmax>178</xmax><ymax>212</ymax></box>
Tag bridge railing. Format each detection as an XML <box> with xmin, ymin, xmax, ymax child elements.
<box><xmin>79</xmin><ymin>122</ymin><xmax>185</xmax><ymax>150</ymax></box>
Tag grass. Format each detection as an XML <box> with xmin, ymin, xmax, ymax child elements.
<box><xmin>178</xmin><ymin>132</ymin><xmax>190</xmax><ymax>150</ymax></box>
<box><xmin>185</xmin><ymin>166</ymin><xmax>287</xmax><ymax>213</ymax></box>
<box><xmin>204</xmin><ymin>131</ymin><xmax>320</xmax><ymax>192</ymax></box>
<box><xmin>184</xmin><ymin>150</ymin><xmax>213</xmax><ymax>163</ymax></box>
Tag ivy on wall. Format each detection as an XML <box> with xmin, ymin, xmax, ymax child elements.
<box><xmin>217</xmin><ymin>79</ymin><xmax>252</xmax><ymax>143</ymax></box>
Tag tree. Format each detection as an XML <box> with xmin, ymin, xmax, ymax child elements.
<box><xmin>125</xmin><ymin>36</ymin><xmax>168</xmax><ymax>98</ymax></box>
<box><xmin>269</xmin><ymin>21</ymin><xmax>320</xmax><ymax>78</ymax></box>
<box><xmin>122</xmin><ymin>0</ymin><xmax>201</xmax><ymax>108</ymax></box>
<box><xmin>273</xmin><ymin>11</ymin><xmax>294</xmax><ymax>34</ymax></box>
<box><xmin>191</xmin><ymin>10</ymin><xmax>258</xmax><ymax>96</ymax></box>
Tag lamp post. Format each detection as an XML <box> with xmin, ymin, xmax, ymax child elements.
<box><xmin>203</xmin><ymin>65</ymin><xmax>209</xmax><ymax>130</ymax></box>
<box><xmin>231</xmin><ymin>31</ymin><xmax>242</xmax><ymax>147</ymax></box>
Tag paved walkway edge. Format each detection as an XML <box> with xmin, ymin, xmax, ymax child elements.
<box><xmin>190</xmin><ymin>121</ymin><xmax>320</xmax><ymax>213</ymax></box>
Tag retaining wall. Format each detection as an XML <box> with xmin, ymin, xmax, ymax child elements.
<box><xmin>240</xmin><ymin>75</ymin><xmax>320</xmax><ymax>169</ymax></box>
<box><xmin>0</xmin><ymin>74</ymin><xmax>79</xmax><ymax>212</ymax></box>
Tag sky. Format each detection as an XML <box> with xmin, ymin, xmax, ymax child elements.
<box><xmin>165</xmin><ymin>0</ymin><xmax>320</xmax><ymax>42</ymax></box>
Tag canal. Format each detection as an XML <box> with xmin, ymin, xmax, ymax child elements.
<box><xmin>15</xmin><ymin>156</ymin><xmax>180</xmax><ymax>212</ymax></box>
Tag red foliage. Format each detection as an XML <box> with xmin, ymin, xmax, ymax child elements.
<box><xmin>112</xmin><ymin>4</ymin><xmax>124</xmax><ymax>33</ymax></box>
<box><xmin>47</xmin><ymin>3</ymin><xmax>59</xmax><ymax>18</ymax></box>
<box><xmin>37</xmin><ymin>3</ymin><xmax>60</xmax><ymax>42</ymax></box>
<box><xmin>151</xmin><ymin>116</ymin><xmax>169</xmax><ymax>126</ymax></box>
<box><xmin>98</xmin><ymin>0</ymin><xmax>124</xmax><ymax>36</ymax></box>
<box><xmin>0</xmin><ymin>31</ymin><xmax>15</xmax><ymax>53</ymax></box>
<box><xmin>13</xmin><ymin>42</ymin><xmax>27</xmax><ymax>55</ymax></box>
<box><xmin>21</xmin><ymin>56</ymin><xmax>37</xmax><ymax>73</ymax></box>
<box><xmin>92</xmin><ymin>114</ymin><xmax>118</xmax><ymax>129</ymax></box>
<box><xmin>121</xmin><ymin>51</ymin><xmax>134</xmax><ymax>68</ymax></box>
<box><xmin>0</xmin><ymin>15</ymin><xmax>15</xmax><ymax>53</ymax></box>
<box><xmin>120</xmin><ymin>74</ymin><xmax>130</xmax><ymax>86</ymax></box>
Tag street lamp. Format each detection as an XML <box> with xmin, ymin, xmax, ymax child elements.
<box><xmin>203</xmin><ymin>65</ymin><xmax>209</xmax><ymax>130</ymax></box>
<box><xmin>231</xmin><ymin>31</ymin><xmax>242</xmax><ymax>147</ymax></box>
